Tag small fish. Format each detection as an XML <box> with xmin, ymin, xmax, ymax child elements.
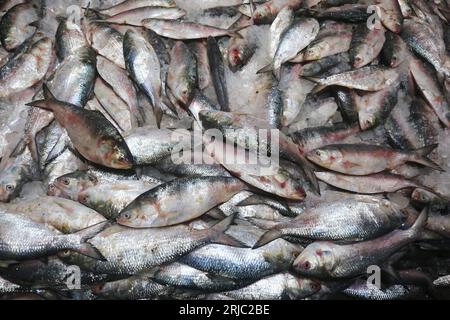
<box><xmin>293</xmin><ymin>208</ymin><xmax>427</xmax><ymax>279</ymax></box>
<box><xmin>0</xmin><ymin>37</ymin><xmax>53</xmax><ymax>98</ymax></box>
<box><xmin>27</xmin><ymin>85</ymin><xmax>134</xmax><ymax>170</ymax></box>
<box><xmin>307</xmin><ymin>143</ymin><xmax>443</xmax><ymax>175</ymax></box>
<box><xmin>117</xmin><ymin>176</ymin><xmax>247</xmax><ymax>227</ymax></box>
<box><xmin>0</xmin><ymin>213</ymin><xmax>107</xmax><ymax>260</ymax></box>
<box><xmin>97</xmin><ymin>0</ymin><xmax>177</xmax><ymax>17</ymax></box>
<box><xmin>103</xmin><ymin>6</ymin><xmax>186</xmax><ymax>26</ymax></box>
<box><xmin>269</xmin><ymin>6</ymin><xmax>294</xmax><ymax>60</ymax></box>
<box><xmin>142</xmin><ymin>19</ymin><xmax>245</xmax><ymax>39</ymax></box>
<box><xmin>316</xmin><ymin>172</ymin><xmax>435</xmax><ymax>195</ymax></box>
<box><xmin>55</xmin><ymin>17</ymin><xmax>88</xmax><ymax>61</ymax></box>
<box><xmin>349</xmin><ymin>24</ymin><xmax>386</xmax><ymax>68</ymax></box>
<box><xmin>299</xmin><ymin>32</ymin><xmax>353</xmax><ymax>62</ymax></box>
<box><xmin>253</xmin><ymin>196</ymin><xmax>406</xmax><ymax>247</ymax></box>
<box><xmin>381</xmin><ymin>31</ymin><xmax>410</xmax><ymax>68</ymax></box>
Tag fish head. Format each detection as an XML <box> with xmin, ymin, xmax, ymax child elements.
<box><xmin>116</xmin><ymin>202</ymin><xmax>161</xmax><ymax>228</ymax></box>
<box><xmin>0</xmin><ymin>170</ymin><xmax>23</xmax><ymax>202</ymax></box>
<box><xmin>286</xmin><ymin>275</ymin><xmax>322</xmax><ymax>299</ymax></box>
<box><xmin>199</xmin><ymin>110</ymin><xmax>233</xmax><ymax>130</ymax></box>
<box><xmin>253</xmin><ymin>4</ymin><xmax>274</xmax><ymax>25</ymax></box>
<box><xmin>51</xmin><ymin>171</ymin><xmax>97</xmax><ymax>199</ymax></box>
<box><xmin>101</xmin><ymin>137</ymin><xmax>134</xmax><ymax>170</ymax></box>
<box><xmin>411</xmin><ymin>188</ymin><xmax>437</xmax><ymax>204</ymax></box>
<box><xmin>306</xmin><ymin>148</ymin><xmax>342</xmax><ymax>168</ymax></box>
<box><xmin>293</xmin><ymin>243</ymin><xmax>336</xmax><ymax>278</ymax></box>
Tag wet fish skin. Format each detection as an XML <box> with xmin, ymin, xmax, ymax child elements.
<box><xmin>308</xmin><ymin>66</ymin><xmax>400</xmax><ymax>92</ymax></box>
<box><xmin>381</xmin><ymin>31</ymin><xmax>410</xmax><ymax>68</ymax></box>
<box><xmin>2</xmin><ymin>196</ymin><xmax>106</xmax><ymax>233</ymax></box>
<box><xmin>207</xmin><ymin>36</ymin><xmax>229</xmax><ymax>111</ymax></box>
<box><xmin>27</xmin><ymin>86</ymin><xmax>134</xmax><ymax>170</ymax></box>
<box><xmin>313</xmin><ymin>4</ymin><xmax>370</xmax><ymax>22</ymax></box>
<box><xmin>227</xmin><ymin>31</ymin><xmax>257</xmax><ymax>72</ymax></box>
<box><xmin>291</xmin><ymin>122</ymin><xmax>360</xmax><ymax>154</ymax></box>
<box><xmin>104</xmin><ymin>6</ymin><xmax>186</xmax><ymax>26</ymax></box>
<box><xmin>78</xmin><ymin>181</ymin><xmax>159</xmax><ymax>220</ymax></box>
<box><xmin>142</xmin><ymin>19</ymin><xmax>242</xmax><ymax>40</ymax></box>
<box><xmin>82</xmin><ymin>10</ymin><xmax>125</xmax><ymax>69</ymax></box>
<box><xmin>0</xmin><ymin>212</ymin><xmax>107</xmax><ymax>260</ymax></box>
<box><xmin>98</xmin><ymin>0</ymin><xmax>177</xmax><ymax>17</ymax></box>
<box><xmin>207</xmin><ymin>273</ymin><xmax>320</xmax><ymax>300</ymax></box>
<box><xmin>253</xmin><ymin>196</ymin><xmax>406</xmax><ymax>247</ymax></box>
<box><xmin>306</xmin><ymin>143</ymin><xmax>442</xmax><ymax>175</ymax></box>
<box><xmin>0</xmin><ymin>257</ymin><xmax>110</xmax><ymax>289</ymax></box>
<box><xmin>123</xmin><ymin>29</ymin><xmax>169</xmax><ymax>126</ymax></box>
<box><xmin>55</xmin><ymin>17</ymin><xmax>88</xmax><ymax>61</ymax></box>
<box><xmin>293</xmin><ymin>208</ymin><xmax>427</xmax><ymax>279</ymax></box>
<box><xmin>0</xmin><ymin>1</ymin><xmax>40</xmax><ymax>51</ymax></box>
<box><xmin>316</xmin><ymin>172</ymin><xmax>434</xmax><ymax>194</ymax></box>
<box><xmin>63</xmin><ymin>215</ymin><xmax>243</xmax><ymax>275</ymax></box>
<box><xmin>300</xmin><ymin>32</ymin><xmax>353</xmax><ymax>62</ymax></box>
<box><xmin>150</xmin><ymin>262</ymin><xmax>240</xmax><ymax>292</ymax></box>
<box><xmin>117</xmin><ymin>176</ymin><xmax>247</xmax><ymax>227</ymax></box>
<box><xmin>350</xmin><ymin>24</ymin><xmax>386</xmax><ymax>68</ymax></box>
<box><xmin>334</xmin><ymin>88</ymin><xmax>359</xmax><ymax>124</ymax></box>
<box><xmin>0</xmin><ymin>144</ymin><xmax>38</xmax><ymax>203</ymax></box>
<box><xmin>92</xmin><ymin>274</ymin><xmax>173</xmax><ymax>300</ymax></box>
<box><xmin>48</xmin><ymin>46</ymin><xmax>97</xmax><ymax>108</ymax></box>
<box><xmin>0</xmin><ymin>37</ymin><xmax>53</xmax><ymax>98</ymax></box>
<box><xmin>167</xmin><ymin>41</ymin><xmax>197</xmax><ymax>107</ymax></box>
<box><xmin>269</xmin><ymin>6</ymin><xmax>294</xmax><ymax>60</ymax></box>
<box><xmin>302</xmin><ymin>52</ymin><xmax>351</xmax><ymax>77</ymax></box>
<box><xmin>343</xmin><ymin>279</ymin><xmax>422</xmax><ymax>300</ymax></box>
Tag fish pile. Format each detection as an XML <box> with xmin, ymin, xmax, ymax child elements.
<box><xmin>1</xmin><ymin>0</ymin><xmax>450</xmax><ymax>300</ymax></box>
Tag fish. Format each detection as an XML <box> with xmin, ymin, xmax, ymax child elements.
<box><xmin>306</xmin><ymin>143</ymin><xmax>443</xmax><ymax>175</ymax></box>
<box><xmin>381</xmin><ymin>31</ymin><xmax>410</xmax><ymax>68</ymax></box>
<box><xmin>55</xmin><ymin>17</ymin><xmax>88</xmax><ymax>61</ymax></box>
<box><xmin>26</xmin><ymin>85</ymin><xmax>134</xmax><ymax>170</ymax></box>
<box><xmin>349</xmin><ymin>24</ymin><xmax>386</xmax><ymax>68</ymax></box>
<box><xmin>292</xmin><ymin>208</ymin><xmax>428</xmax><ymax>279</ymax></box>
<box><xmin>253</xmin><ymin>196</ymin><xmax>406</xmax><ymax>247</ymax></box>
<box><xmin>123</xmin><ymin>29</ymin><xmax>174</xmax><ymax>127</ymax></box>
<box><xmin>167</xmin><ymin>41</ymin><xmax>198</xmax><ymax>107</ymax></box>
<box><xmin>207</xmin><ymin>273</ymin><xmax>320</xmax><ymax>300</ymax></box>
<box><xmin>307</xmin><ymin>66</ymin><xmax>400</xmax><ymax>92</ymax></box>
<box><xmin>47</xmin><ymin>46</ymin><xmax>97</xmax><ymax>108</ymax></box>
<box><xmin>207</xmin><ymin>36</ymin><xmax>229</xmax><ymax>111</ymax></box>
<box><xmin>315</xmin><ymin>172</ymin><xmax>435</xmax><ymax>195</ymax></box>
<box><xmin>312</xmin><ymin>4</ymin><xmax>370</xmax><ymax>23</ymax></box>
<box><xmin>60</xmin><ymin>215</ymin><xmax>244</xmax><ymax>275</ymax></box>
<box><xmin>269</xmin><ymin>6</ymin><xmax>294</xmax><ymax>60</ymax></box>
<box><xmin>333</xmin><ymin>88</ymin><xmax>360</xmax><ymax>124</ymax></box>
<box><xmin>117</xmin><ymin>176</ymin><xmax>247</xmax><ymax>227</ymax></box>
<box><xmin>142</xmin><ymin>19</ymin><xmax>245</xmax><ymax>39</ymax></box>
<box><xmin>0</xmin><ymin>1</ymin><xmax>40</xmax><ymax>51</ymax></box>
<box><xmin>96</xmin><ymin>0</ymin><xmax>177</xmax><ymax>17</ymax></box>
<box><xmin>298</xmin><ymin>32</ymin><xmax>353</xmax><ymax>63</ymax></box>
<box><xmin>258</xmin><ymin>18</ymin><xmax>320</xmax><ymax>75</ymax></box>
<box><xmin>227</xmin><ymin>28</ymin><xmax>257</xmax><ymax>72</ymax></box>
<box><xmin>103</xmin><ymin>6</ymin><xmax>186</xmax><ymax>26</ymax></box>
<box><xmin>1</xmin><ymin>196</ymin><xmax>106</xmax><ymax>233</ymax></box>
<box><xmin>343</xmin><ymin>279</ymin><xmax>422</xmax><ymax>300</ymax></box>
<box><xmin>78</xmin><ymin>180</ymin><xmax>160</xmax><ymax>220</ymax></box>
<box><xmin>82</xmin><ymin>9</ymin><xmax>125</xmax><ymax>69</ymax></box>
<box><xmin>0</xmin><ymin>37</ymin><xmax>53</xmax><ymax>98</ymax></box>
<box><xmin>0</xmin><ymin>213</ymin><xmax>107</xmax><ymax>260</ymax></box>
<box><xmin>96</xmin><ymin>55</ymin><xmax>141</xmax><ymax>127</ymax></box>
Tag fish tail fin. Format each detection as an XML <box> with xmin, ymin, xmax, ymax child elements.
<box><xmin>72</xmin><ymin>221</ymin><xmax>109</xmax><ymax>261</ymax></box>
<box><xmin>409</xmin><ymin>207</ymin><xmax>428</xmax><ymax>240</ymax></box>
<box><xmin>74</xmin><ymin>243</ymin><xmax>106</xmax><ymax>261</ymax></box>
<box><xmin>410</xmin><ymin>144</ymin><xmax>444</xmax><ymax>172</ymax></box>
<box><xmin>74</xmin><ymin>221</ymin><xmax>110</xmax><ymax>242</ymax></box>
<box><xmin>253</xmin><ymin>229</ymin><xmax>282</xmax><ymax>249</ymax></box>
<box><xmin>256</xmin><ymin>64</ymin><xmax>273</xmax><ymax>74</ymax></box>
<box><xmin>208</xmin><ymin>214</ymin><xmax>248</xmax><ymax>248</ymax></box>
<box><xmin>25</xmin><ymin>84</ymin><xmax>57</xmax><ymax>111</ymax></box>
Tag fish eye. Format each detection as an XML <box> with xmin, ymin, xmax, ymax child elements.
<box><xmin>5</xmin><ymin>184</ymin><xmax>14</xmax><ymax>192</ymax></box>
<box><xmin>303</xmin><ymin>261</ymin><xmax>311</xmax><ymax>270</ymax></box>
<box><xmin>123</xmin><ymin>213</ymin><xmax>131</xmax><ymax>219</ymax></box>
<box><xmin>63</xmin><ymin>178</ymin><xmax>70</xmax><ymax>186</ymax></box>
<box><xmin>311</xmin><ymin>282</ymin><xmax>321</xmax><ymax>291</ymax></box>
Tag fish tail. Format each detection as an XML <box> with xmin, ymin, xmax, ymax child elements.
<box><xmin>253</xmin><ymin>229</ymin><xmax>282</xmax><ymax>249</ymax></box>
<box><xmin>256</xmin><ymin>63</ymin><xmax>273</xmax><ymax>74</ymax></box>
<box><xmin>74</xmin><ymin>221</ymin><xmax>110</xmax><ymax>242</ymax></box>
<box><xmin>74</xmin><ymin>243</ymin><xmax>106</xmax><ymax>261</ymax></box>
<box><xmin>410</xmin><ymin>144</ymin><xmax>444</xmax><ymax>172</ymax></box>
<box><xmin>25</xmin><ymin>84</ymin><xmax>57</xmax><ymax>111</ymax></box>
<box><xmin>208</xmin><ymin>213</ymin><xmax>248</xmax><ymax>248</ymax></box>
<box><xmin>408</xmin><ymin>207</ymin><xmax>428</xmax><ymax>240</ymax></box>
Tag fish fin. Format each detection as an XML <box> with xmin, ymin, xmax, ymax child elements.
<box><xmin>74</xmin><ymin>243</ymin><xmax>106</xmax><ymax>261</ymax></box>
<box><xmin>247</xmin><ymin>217</ymin><xmax>280</xmax><ymax>230</ymax></box>
<box><xmin>302</xmin><ymin>161</ymin><xmax>321</xmax><ymax>196</ymax></box>
<box><xmin>252</xmin><ymin>229</ymin><xmax>282</xmax><ymax>249</ymax></box>
<box><xmin>74</xmin><ymin>221</ymin><xmax>110</xmax><ymax>242</ymax></box>
<box><xmin>303</xmin><ymin>76</ymin><xmax>320</xmax><ymax>83</ymax></box>
<box><xmin>409</xmin><ymin>207</ymin><xmax>428</xmax><ymax>240</ymax></box>
<box><xmin>28</xmin><ymin>21</ymin><xmax>40</xmax><ymax>28</ymax></box>
<box><xmin>26</xmin><ymin>85</ymin><xmax>58</xmax><ymax>111</ymax></box>
<box><xmin>9</xmin><ymin>138</ymin><xmax>27</xmax><ymax>158</ymax></box>
<box><xmin>205</xmin><ymin>207</ymin><xmax>226</xmax><ymax>220</ymax></box>
<box><xmin>310</xmin><ymin>83</ymin><xmax>327</xmax><ymax>95</ymax></box>
<box><xmin>410</xmin><ymin>144</ymin><xmax>444</xmax><ymax>172</ymax></box>
<box><xmin>208</xmin><ymin>214</ymin><xmax>248</xmax><ymax>248</ymax></box>
<box><xmin>256</xmin><ymin>64</ymin><xmax>273</xmax><ymax>74</ymax></box>
<box><xmin>42</xmin><ymin>84</ymin><xmax>57</xmax><ymax>101</ymax></box>
<box><xmin>154</xmin><ymin>106</ymin><xmax>163</xmax><ymax>129</ymax></box>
